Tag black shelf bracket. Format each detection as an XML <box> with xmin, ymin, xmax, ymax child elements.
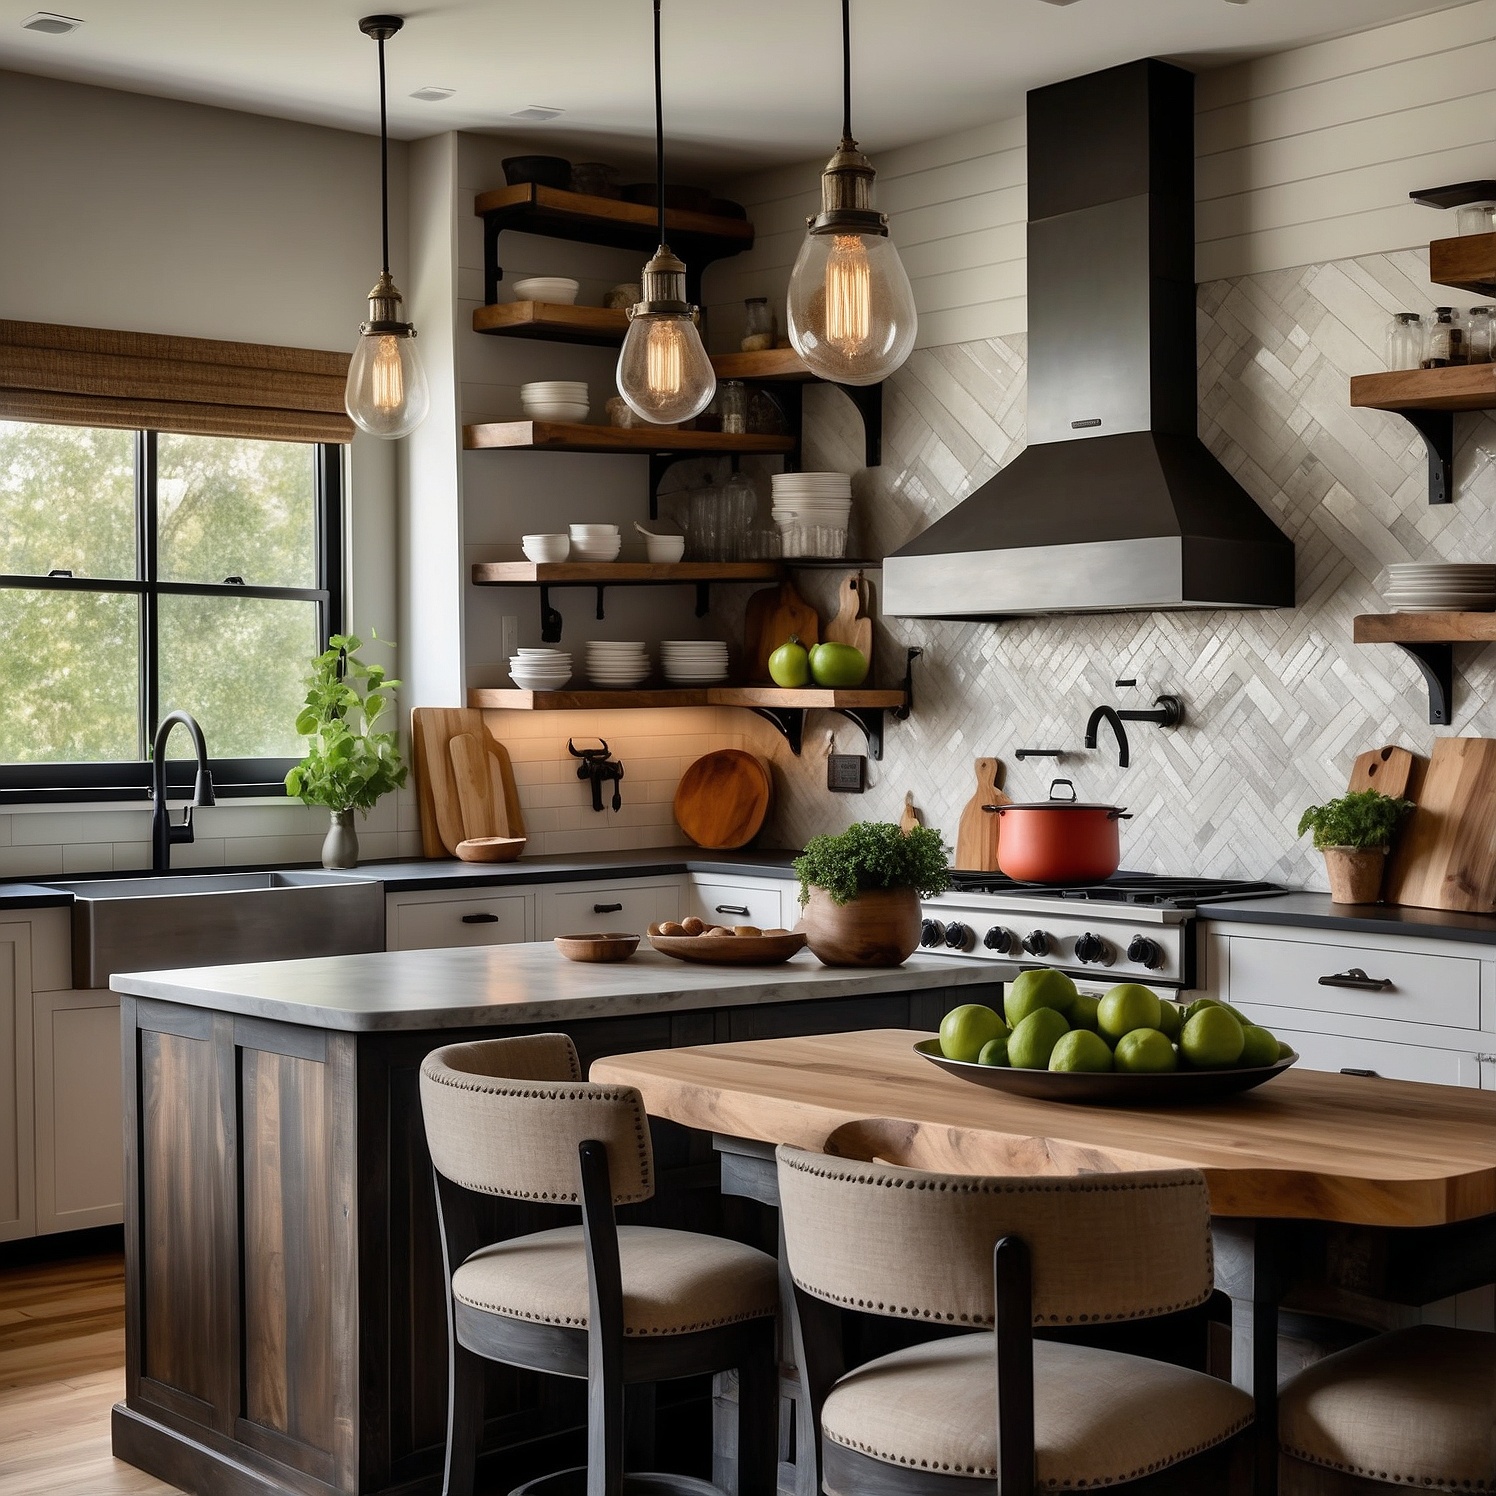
<box><xmin>538</xmin><ymin>586</ymin><xmax>564</xmax><ymax>644</ymax></box>
<box><xmin>749</xmin><ymin>707</ymin><xmax>805</xmax><ymax>756</ymax></box>
<box><xmin>829</xmin><ymin>382</ymin><xmax>884</xmax><ymax>467</ymax></box>
<box><xmin>1392</xmin><ymin>409</ymin><xmax>1455</xmax><ymax>505</ymax></box>
<box><xmin>832</xmin><ymin>706</ymin><xmax>885</xmax><ymax>760</ymax></box>
<box><xmin>694</xmin><ymin>582</ymin><xmax>711</xmax><ymax>618</ymax></box>
<box><xmin>1390</xmin><ymin>640</ymin><xmax>1454</xmax><ymax>725</ymax></box>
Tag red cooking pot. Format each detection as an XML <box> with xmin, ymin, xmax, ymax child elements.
<box><xmin>993</xmin><ymin>779</ymin><xmax>1131</xmax><ymax>884</ymax></box>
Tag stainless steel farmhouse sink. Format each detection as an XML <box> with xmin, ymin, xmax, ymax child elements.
<box><xmin>49</xmin><ymin>870</ymin><xmax>386</xmax><ymax>989</ymax></box>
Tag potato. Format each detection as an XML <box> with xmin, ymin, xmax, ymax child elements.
<box><xmin>659</xmin><ymin>921</ymin><xmax>688</xmax><ymax>937</ymax></box>
<box><xmin>647</xmin><ymin>922</ymin><xmax>664</xmax><ymax>938</ymax></box>
<box><xmin>707</xmin><ymin>926</ymin><xmax>735</xmax><ymax>937</ymax></box>
<box><xmin>733</xmin><ymin>925</ymin><xmax>762</xmax><ymax>937</ymax></box>
<box><xmin>681</xmin><ymin>916</ymin><xmax>706</xmax><ymax>936</ymax></box>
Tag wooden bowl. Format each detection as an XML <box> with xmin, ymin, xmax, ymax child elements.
<box><xmin>554</xmin><ymin>932</ymin><xmax>640</xmax><ymax>963</ymax></box>
<box><xmin>648</xmin><ymin>931</ymin><xmax>806</xmax><ymax>966</ymax></box>
<box><xmin>455</xmin><ymin>837</ymin><xmax>527</xmax><ymax>863</ymax></box>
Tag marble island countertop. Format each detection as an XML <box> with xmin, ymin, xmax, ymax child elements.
<box><xmin>110</xmin><ymin>944</ymin><xmax>1009</xmax><ymax>1032</ymax></box>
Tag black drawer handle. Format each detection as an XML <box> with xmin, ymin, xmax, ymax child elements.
<box><xmin>593</xmin><ymin>902</ymin><xmax>623</xmax><ymax>914</ymax></box>
<box><xmin>715</xmin><ymin>904</ymin><xmax>751</xmax><ymax>917</ymax></box>
<box><xmin>1340</xmin><ymin>1067</ymin><xmax>1378</xmax><ymax>1078</ymax></box>
<box><xmin>461</xmin><ymin>912</ymin><xmax>500</xmax><ymax>924</ymax></box>
<box><xmin>1318</xmin><ymin>968</ymin><xmax>1393</xmax><ymax>992</ymax></box>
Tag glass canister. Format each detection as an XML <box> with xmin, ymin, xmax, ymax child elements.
<box><xmin>687</xmin><ymin>484</ymin><xmax>723</xmax><ymax>561</ymax></box>
<box><xmin>719</xmin><ymin>379</ymin><xmax>748</xmax><ymax>435</ymax></box>
<box><xmin>1422</xmin><ymin>307</ymin><xmax>1467</xmax><ymax>368</ymax></box>
<box><xmin>1466</xmin><ymin>306</ymin><xmax>1494</xmax><ymax>364</ymax></box>
<box><xmin>741</xmin><ymin>297</ymin><xmax>776</xmax><ymax>353</ymax></box>
<box><xmin>1384</xmin><ymin>311</ymin><xmax>1424</xmax><ymax>371</ymax></box>
<box><xmin>718</xmin><ymin>470</ymin><xmax>758</xmax><ymax>559</ymax></box>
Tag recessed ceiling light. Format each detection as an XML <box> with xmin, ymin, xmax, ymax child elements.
<box><xmin>22</xmin><ymin>11</ymin><xmax>84</xmax><ymax>32</ymax></box>
<box><xmin>409</xmin><ymin>86</ymin><xmax>455</xmax><ymax>102</ymax></box>
<box><xmin>510</xmin><ymin>105</ymin><xmax>564</xmax><ymax>121</ymax></box>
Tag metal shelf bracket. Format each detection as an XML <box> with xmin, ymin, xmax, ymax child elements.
<box><xmin>1390</xmin><ymin>640</ymin><xmax>1453</xmax><ymax>724</ymax></box>
<box><xmin>829</xmin><ymin>381</ymin><xmax>884</xmax><ymax>467</ymax></box>
<box><xmin>1393</xmin><ymin>409</ymin><xmax>1455</xmax><ymax>505</ymax></box>
<box><xmin>538</xmin><ymin>586</ymin><xmax>564</xmax><ymax>644</ymax></box>
<box><xmin>749</xmin><ymin>707</ymin><xmax>806</xmax><ymax>756</ymax></box>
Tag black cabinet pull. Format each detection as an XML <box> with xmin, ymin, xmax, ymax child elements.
<box><xmin>461</xmin><ymin>912</ymin><xmax>499</xmax><ymax>924</ymax></box>
<box><xmin>1318</xmin><ymin>968</ymin><xmax>1393</xmax><ymax>992</ymax></box>
<box><xmin>593</xmin><ymin>902</ymin><xmax>623</xmax><ymax>914</ymax></box>
<box><xmin>1340</xmin><ymin>1067</ymin><xmax>1378</xmax><ymax>1077</ymax></box>
<box><xmin>715</xmin><ymin>904</ymin><xmax>751</xmax><ymax>916</ymax></box>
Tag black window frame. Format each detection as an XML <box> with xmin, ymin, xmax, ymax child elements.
<box><xmin>0</xmin><ymin>428</ymin><xmax>344</xmax><ymax>804</ymax></box>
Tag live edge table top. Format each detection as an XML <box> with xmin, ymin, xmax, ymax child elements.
<box><xmin>591</xmin><ymin>1028</ymin><xmax>1496</xmax><ymax>1229</ymax></box>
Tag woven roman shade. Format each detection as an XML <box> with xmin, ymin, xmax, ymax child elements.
<box><xmin>0</xmin><ymin>319</ymin><xmax>354</xmax><ymax>443</ymax></box>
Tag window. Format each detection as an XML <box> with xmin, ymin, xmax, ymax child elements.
<box><xmin>0</xmin><ymin>421</ymin><xmax>343</xmax><ymax>801</ymax></box>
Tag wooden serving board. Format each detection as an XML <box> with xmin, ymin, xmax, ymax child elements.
<box><xmin>1383</xmin><ymin>737</ymin><xmax>1496</xmax><ymax>912</ymax></box>
<box><xmin>674</xmin><ymin>750</ymin><xmax>771</xmax><ymax>849</ymax></box>
<box><xmin>954</xmin><ymin>757</ymin><xmax>1007</xmax><ymax>872</ymax></box>
<box><xmin>412</xmin><ymin>707</ymin><xmax>526</xmax><ymax>856</ymax></box>
<box><xmin>823</xmin><ymin>572</ymin><xmax>872</xmax><ymax>666</ymax></box>
<box><xmin>450</xmin><ymin>733</ymin><xmax>503</xmax><ymax>840</ymax></box>
<box><xmin>744</xmin><ymin>579</ymin><xmax>818</xmax><ymax>683</ymax></box>
<box><xmin>1347</xmin><ymin>745</ymin><xmax>1425</xmax><ymax>801</ymax></box>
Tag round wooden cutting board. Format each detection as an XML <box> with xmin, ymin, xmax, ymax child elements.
<box><xmin>674</xmin><ymin>750</ymin><xmax>772</xmax><ymax>849</ymax></box>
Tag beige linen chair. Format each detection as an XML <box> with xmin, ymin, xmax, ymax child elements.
<box><xmin>1278</xmin><ymin>1323</ymin><xmax>1496</xmax><ymax>1493</ymax></box>
<box><xmin>775</xmin><ymin>1145</ymin><xmax>1255</xmax><ymax>1496</ymax></box>
<box><xmin>421</xmin><ymin>1034</ymin><xmax>780</xmax><ymax>1496</ymax></box>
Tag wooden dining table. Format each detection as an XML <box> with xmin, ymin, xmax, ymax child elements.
<box><xmin>593</xmin><ymin>1027</ymin><xmax>1496</xmax><ymax>1496</ymax></box>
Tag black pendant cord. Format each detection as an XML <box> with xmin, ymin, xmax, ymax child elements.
<box><xmin>377</xmin><ymin>31</ymin><xmax>391</xmax><ymax>275</ymax></box>
<box><xmin>653</xmin><ymin>0</ymin><xmax>665</xmax><ymax>248</ymax></box>
<box><xmin>841</xmin><ymin>0</ymin><xmax>851</xmax><ymax>140</ymax></box>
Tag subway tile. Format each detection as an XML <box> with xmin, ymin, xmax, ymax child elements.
<box><xmin>62</xmin><ymin>843</ymin><xmax>115</xmax><ymax>874</ymax></box>
<box><xmin>0</xmin><ymin>845</ymin><xmax>64</xmax><ymax>878</ymax></box>
<box><xmin>10</xmin><ymin>809</ymin><xmax>151</xmax><ymax>845</ymax></box>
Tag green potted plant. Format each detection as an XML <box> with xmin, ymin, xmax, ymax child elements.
<box><xmin>286</xmin><ymin>633</ymin><xmax>407</xmax><ymax>869</ymax></box>
<box><xmin>1296</xmin><ymin>789</ymin><xmax>1412</xmax><ymax>904</ymax></box>
<box><xmin>794</xmin><ymin>821</ymin><xmax>950</xmax><ymax>966</ymax></box>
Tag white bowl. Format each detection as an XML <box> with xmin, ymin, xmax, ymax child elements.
<box><xmin>512</xmin><ymin>277</ymin><xmax>581</xmax><ymax>304</ymax></box>
<box><xmin>522</xmin><ymin>402</ymin><xmax>590</xmax><ymax>423</ymax></box>
<box><xmin>572</xmin><ymin>544</ymin><xmax>622</xmax><ymax>562</ymax></box>
<box><xmin>521</xmin><ymin>379</ymin><xmax>588</xmax><ymax>392</ymax></box>
<box><xmin>521</xmin><ymin>534</ymin><xmax>570</xmax><ymax>562</ymax></box>
<box><xmin>645</xmin><ymin>535</ymin><xmax>686</xmax><ymax>563</ymax></box>
<box><xmin>570</xmin><ymin>523</ymin><xmax>620</xmax><ymax>535</ymax></box>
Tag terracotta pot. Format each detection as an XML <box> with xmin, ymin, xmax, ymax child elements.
<box><xmin>1323</xmin><ymin>846</ymin><xmax>1387</xmax><ymax>905</ymax></box>
<box><xmin>994</xmin><ymin>778</ymin><xmax>1130</xmax><ymax>884</ymax></box>
<box><xmin>800</xmin><ymin>886</ymin><xmax>921</xmax><ymax>967</ymax></box>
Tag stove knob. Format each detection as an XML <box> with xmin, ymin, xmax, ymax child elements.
<box><xmin>920</xmin><ymin>919</ymin><xmax>946</xmax><ymax>949</ymax></box>
<box><xmin>983</xmin><ymin>925</ymin><xmax>1013</xmax><ymax>954</ymax></box>
<box><xmin>1127</xmin><ymin>935</ymin><xmax>1164</xmax><ymax>970</ymax></box>
<box><xmin>1022</xmin><ymin>929</ymin><xmax>1050</xmax><ymax>956</ymax></box>
<box><xmin>943</xmin><ymin>921</ymin><xmax>973</xmax><ymax>951</ymax></box>
<box><xmin>1075</xmin><ymin>932</ymin><xmax>1113</xmax><ymax>965</ymax></box>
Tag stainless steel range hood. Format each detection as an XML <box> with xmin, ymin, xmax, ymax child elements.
<box><xmin>884</xmin><ymin>59</ymin><xmax>1294</xmax><ymax>619</ymax></box>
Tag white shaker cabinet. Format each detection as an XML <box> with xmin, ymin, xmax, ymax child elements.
<box><xmin>537</xmin><ymin>880</ymin><xmax>682</xmax><ymax>940</ymax></box>
<box><xmin>386</xmin><ymin>888</ymin><xmax>533</xmax><ymax>950</ymax></box>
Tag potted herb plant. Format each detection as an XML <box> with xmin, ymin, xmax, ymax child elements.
<box><xmin>1296</xmin><ymin>789</ymin><xmax>1412</xmax><ymax>905</ymax></box>
<box><xmin>286</xmin><ymin>634</ymin><xmax>407</xmax><ymax>869</ymax></box>
<box><xmin>794</xmin><ymin>821</ymin><xmax>950</xmax><ymax>966</ymax></box>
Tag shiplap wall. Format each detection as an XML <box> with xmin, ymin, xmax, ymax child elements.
<box><xmin>703</xmin><ymin>0</ymin><xmax>1496</xmax><ymax>350</ymax></box>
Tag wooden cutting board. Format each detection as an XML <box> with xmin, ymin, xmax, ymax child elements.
<box><xmin>450</xmin><ymin>733</ymin><xmax>504</xmax><ymax>841</ymax></box>
<box><xmin>744</xmin><ymin>579</ymin><xmax>818</xmax><ymax>682</ymax></box>
<box><xmin>1347</xmin><ymin>745</ymin><xmax>1426</xmax><ymax>801</ymax></box>
<box><xmin>1383</xmin><ymin>737</ymin><xmax>1496</xmax><ymax>912</ymax></box>
<box><xmin>412</xmin><ymin>707</ymin><xmax>526</xmax><ymax>856</ymax></box>
<box><xmin>954</xmin><ymin>758</ymin><xmax>1008</xmax><ymax>872</ymax></box>
<box><xmin>486</xmin><ymin>735</ymin><xmax>526</xmax><ymax>842</ymax></box>
<box><xmin>899</xmin><ymin>791</ymin><xmax>921</xmax><ymax>834</ymax></box>
<box><xmin>674</xmin><ymin>750</ymin><xmax>772</xmax><ymax>849</ymax></box>
<box><xmin>823</xmin><ymin>572</ymin><xmax>873</xmax><ymax>666</ymax></box>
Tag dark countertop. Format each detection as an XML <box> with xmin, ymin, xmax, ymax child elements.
<box><xmin>1203</xmin><ymin>890</ymin><xmax>1496</xmax><ymax>946</ymax></box>
<box><xmin>0</xmin><ymin>883</ymin><xmax>77</xmax><ymax>909</ymax></box>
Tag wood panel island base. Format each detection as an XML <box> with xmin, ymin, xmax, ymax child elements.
<box><xmin>108</xmin><ymin>947</ymin><xmax>1005</xmax><ymax>1496</ymax></box>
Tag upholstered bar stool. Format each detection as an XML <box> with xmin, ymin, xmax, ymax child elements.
<box><xmin>1278</xmin><ymin>1324</ymin><xmax>1495</xmax><ymax>1494</ymax></box>
<box><xmin>420</xmin><ymin>1035</ymin><xmax>780</xmax><ymax>1496</ymax></box>
<box><xmin>775</xmin><ymin>1146</ymin><xmax>1256</xmax><ymax>1496</ymax></box>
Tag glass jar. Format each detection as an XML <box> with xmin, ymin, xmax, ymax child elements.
<box><xmin>1456</xmin><ymin>203</ymin><xmax>1496</xmax><ymax>236</ymax></box>
<box><xmin>718</xmin><ymin>379</ymin><xmax>748</xmax><ymax>435</ymax></box>
<box><xmin>1385</xmin><ymin>311</ymin><xmax>1424</xmax><ymax>371</ymax></box>
<box><xmin>687</xmin><ymin>484</ymin><xmax>724</xmax><ymax>561</ymax></box>
<box><xmin>718</xmin><ymin>470</ymin><xmax>758</xmax><ymax>559</ymax></box>
<box><xmin>1422</xmin><ymin>307</ymin><xmax>1468</xmax><ymax>368</ymax></box>
<box><xmin>1466</xmin><ymin>306</ymin><xmax>1494</xmax><ymax>365</ymax></box>
<box><xmin>741</xmin><ymin>297</ymin><xmax>776</xmax><ymax>353</ymax></box>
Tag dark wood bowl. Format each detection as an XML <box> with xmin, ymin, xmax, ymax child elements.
<box><xmin>553</xmin><ymin>932</ymin><xmax>639</xmax><ymax>963</ymax></box>
<box><xmin>648</xmin><ymin>931</ymin><xmax>807</xmax><ymax>966</ymax></box>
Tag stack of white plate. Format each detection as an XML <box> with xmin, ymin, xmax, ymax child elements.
<box><xmin>1381</xmin><ymin>562</ymin><xmax>1496</xmax><ymax>612</ymax></box>
<box><xmin>586</xmin><ymin>640</ymin><xmax>650</xmax><ymax>688</ymax></box>
<box><xmin>569</xmin><ymin>523</ymin><xmax>621</xmax><ymax>561</ymax></box>
<box><xmin>661</xmin><ymin>640</ymin><xmax>729</xmax><ymax>684</ymax></box>
<box><xmin>510</xmin><ymin>648</ymin><xmax>572</xmax><ymax>690</ymax></box>
<box><xmin>771</xmin><ymin>471</ymin><xmax>852</xmax><ymax>557</ymax></box>
<box><xmin>521</xmin><ymin>381</ymin><xmax>589</xmax><ymax>422</ymax></box>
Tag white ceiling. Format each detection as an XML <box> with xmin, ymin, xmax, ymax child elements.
<box><xmin>0</xmin><ymin>0</ymin><xmax>1474</xmax><ymax>176</ymax></box>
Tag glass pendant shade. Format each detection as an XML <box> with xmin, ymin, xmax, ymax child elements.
<box><xmin>347</xmin><ymin>325</ymin><xmax>430</xmax><ymax>437</ymax></box>
<box><xmin>787</xmin><ymin>227</ymin><xmax>916</xmax><ymax>385</ymax></box>
<box><xmin>617</xmin><ymin>309</ymin><xmax>716</xmax><ymax>425</ymax></box>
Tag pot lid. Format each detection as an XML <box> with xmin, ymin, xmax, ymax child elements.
<box><xmin>991</xmin><ymin>777</ymin><xmax>1126</xmax><ymax>814</ymax></box>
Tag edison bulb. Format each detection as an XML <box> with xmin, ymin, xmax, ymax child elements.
<box><xmin>787</xmin><ymin>230</ymin><xmax>917</xmax><ymax>385</ymax></box>
<box><xmin>346</xmin><ymin>329</ymin><xmax>430</xmax><ymax>438</ymax></box>
<box><xmin>616</xmin><ymin>311</ymin><xmax>716</xmax><ymax>425</ymax></box>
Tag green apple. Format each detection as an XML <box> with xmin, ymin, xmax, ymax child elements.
<box><xmin>768</xmin><ymin>636</ymin><xmax>811</xmax><ymax>688</ymax></box>
<box><xmin>807</xmin><ymin>641</ymin><xmax>869</xmax><ymax>688</ymax></box>
<box><xmin>1049</xmin><ymin>1029</ymin><xmax>1114</xmax><ymax>1073</ymax></box>
<box><xmin>1098</xmin><ymin>983</ymin><xmax>1162</xmax><ymax>1041</ymax></box>
<box><xmin>939</xmin><ymin>1004</ymin><xmax>1007</xmax><ymax>1063</ymax></box>
<box><xmin>1004</xmin><ymin>968</ymin><xmax>1078</xmax><ymax>1026</ymax></box>
<box><xmin>1008</xmin><ymin>1008</ymin><xmax>1070</xmax><ymax>1069</ymax></box>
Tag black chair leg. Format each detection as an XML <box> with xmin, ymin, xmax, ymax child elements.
<box><xmin>735</xmin><ymin>1321</ymin><xmax>779</xmax><ymax>1496</ymax></box>
<box><xmin>625</xmin><ymin>1382</ymin><xmax>657</xmax><ymax>1471</ymax></box>
<box><xmin>444</xmin><ymin>1339</ymin><xmax>486</xmax><ymax>1496</ymax></box>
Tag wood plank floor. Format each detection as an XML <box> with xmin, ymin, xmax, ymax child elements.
<box><xmin>0</xmin><ymin>1252</ymin><xmax>180</xmax><ymax>1495</ymax></box>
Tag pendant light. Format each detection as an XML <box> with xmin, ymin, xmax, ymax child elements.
<box><xmin>615</xmin><ymin>0</ymin><xmax>716</xmax><ymax>425</ymax></box>
<box><xmin>345</xmin><ymin>15</ymin><xmax>430</xmax><ymax>439</ymax></box>
<box><xmin>786</xmin><ymin>0</ymin><xmax>917</xmax><ymax>386</ymax></box>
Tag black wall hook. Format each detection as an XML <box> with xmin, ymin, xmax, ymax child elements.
<box><xmin>568</xmin><ymin>738</ymin><xmax>625</xmax><ymax>812</ymax></box>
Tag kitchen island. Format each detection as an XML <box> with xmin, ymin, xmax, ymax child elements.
<box><xmin>109</xmin><ymin>944</ymin><xmax>1005</xmax><ymax>1496</ymax></box>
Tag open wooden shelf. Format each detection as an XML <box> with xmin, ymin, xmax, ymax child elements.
<box><xmin>462</xmin><ymin>421</ymin><xmax>797</xmax><ymax>456</ymax></box>
<box><xmin>1430</xmin><ymin>231</ymin><xmax>1496</xmax><ymax>298</ymax></box>
<box><xmin>471</xmin><ymin>302</ymin><xmax>628</xmax><ymax>345</ymax></box>
<box><xmin>709</xmin><ymin>348</ymin><xmax>814</xmax><ymax>382</ymax></box>
<box><xmin>709</xmin><ymin>686</ymin><xmax>907</xmax><ymax>709</ymax></box>
<box><xmin>1353</xmin><ymin>612</ymin><xmax>1496</xmax><ymax>726</ymax></box>
<box><xmin>1350</xmin><ymin>363</ymin><xmax>1496</xmax><ymax>413</ymax></box>
<box><xmin>473</xmin><ymin>184</ymin><xmax>754</xmax><ymax>253</ymax></box>
<box><xmin>472</xmin><ymin>560</ymin><xmax>780</xmax><ymax>586</ymax></box>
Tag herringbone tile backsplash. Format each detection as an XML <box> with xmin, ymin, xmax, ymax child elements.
<box><xmin>733</xmin><ymin>249</ymin><xmax>1496</xmax><ymax>889</ymax></box>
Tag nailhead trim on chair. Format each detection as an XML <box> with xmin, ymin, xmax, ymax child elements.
<box><xmin>781</xmin><ymin>1154</ymin><xmax>1213</xmax><ymax>1325</ymax></box>
<box><xmin>454</xmin><ymin>1289</ymin><xmax>775</xmax><ymax>1338</ymax></box>
<box><xmin>1281</xmin><ymin>1443</ymin><xmax>1493</xmax><ymax>1491</ymax></box>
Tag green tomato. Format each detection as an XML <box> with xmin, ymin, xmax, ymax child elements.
<box><xmin>807</xmin><ymin>641</ymin><xmax>869</xmax><ymax>688</ymax></box>
<box><xmin>768</xmin><ymin>636</ymin><xmax>811</xmax><ymax>688</ymax></box>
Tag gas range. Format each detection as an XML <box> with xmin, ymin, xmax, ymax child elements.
<box><xmin>919</xmin><ymin>872</ymin><xmax>1286</xmax><ymax>992</ymax></box>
